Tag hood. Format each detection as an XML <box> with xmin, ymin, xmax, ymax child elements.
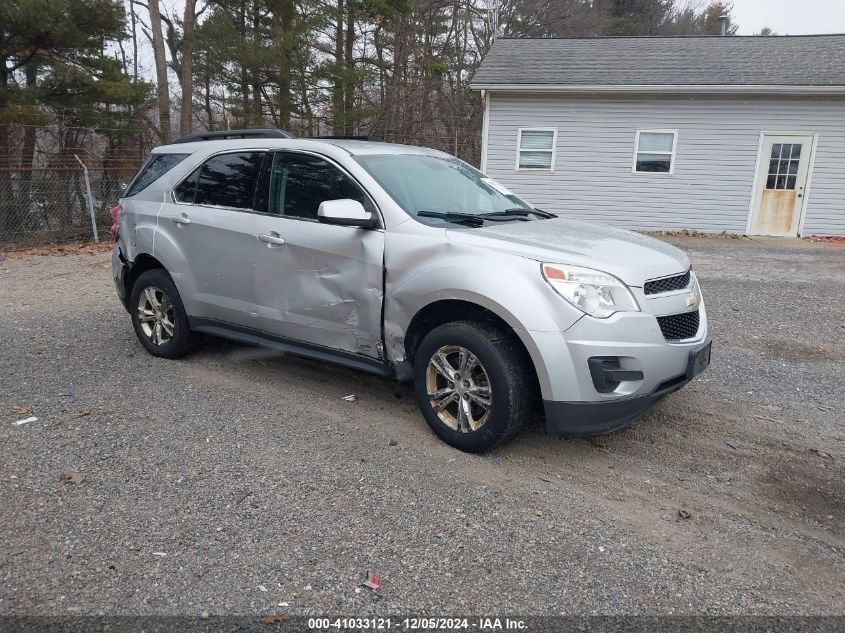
<box><xmin>445</xmin><ymin>216</ymin><xmax>689</xmax><ymax>287</ymax></box>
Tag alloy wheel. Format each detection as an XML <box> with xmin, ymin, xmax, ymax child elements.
<box><xmin>136</xmin><ymin>286</ymin><xmax>175</xmax><ymax>346</ymax></box>
<box><xmin>425</xmin><ymin>345</ymin><xmax>492</xmax><ymax>432</ymax></box>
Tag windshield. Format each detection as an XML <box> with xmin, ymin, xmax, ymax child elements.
<box><xmin>354</xmin><ymin>154</ymin><xmax>537</xmax><ymax>226</ymax></box>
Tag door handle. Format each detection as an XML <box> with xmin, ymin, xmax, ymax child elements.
<box><xmin>171</xmin><ymin>213</ymin><xmax>191</xmax><ymax>225</ymax></box>
<box><xmin>258</xmin><ymin>232</ymin><xmax>286</xmax><ymax>246</ymax></box>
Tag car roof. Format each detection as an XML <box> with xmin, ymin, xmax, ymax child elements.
<box><xmin>152</xmin><ymin>137</ymin><xmax>449</xmax><ymax>158</ymax></box>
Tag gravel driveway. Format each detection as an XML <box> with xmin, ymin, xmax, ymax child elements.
<box><xmin>1</xmin><ymin>236</ymin><xmax>843</xmax><ymax>617</ymax></box>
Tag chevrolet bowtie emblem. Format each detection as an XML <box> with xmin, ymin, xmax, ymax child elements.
<box><xmin>686</xmin><ymin>291</ymin><xmax>701</xmax><ymax>309</ymax></box>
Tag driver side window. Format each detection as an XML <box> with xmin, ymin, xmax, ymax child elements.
<box><xmin>269</xmin><ymin>152</ymin><xmax>370</xmax><ymax>219</ymax></box>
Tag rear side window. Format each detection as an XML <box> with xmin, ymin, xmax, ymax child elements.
<box><xmin>194</xmin><ymin>152</ymin><xmax>266</xmax><ymax>209</ymax></box>
<box><xmin>174</xmin><ymin>167</ymin><xmax>200</xmax><ymax>203</ymax></box>
<box><xmin>125</xmin><ymin>153</ymin><xmax>189</xmax><ymax>197</ymax></box>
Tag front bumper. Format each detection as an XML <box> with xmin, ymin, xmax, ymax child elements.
<box><xmin>544</xmin><ymin>338</ymin><xmax>711</xmax><ymax>436</ymax></box>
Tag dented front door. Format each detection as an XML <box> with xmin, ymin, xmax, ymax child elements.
<box><xmin>750</xmin><ymin>134</ymin><xmax>814</xmax><ymax>236</ymax></box>
<box><xmin>252</xmin><ymin>151</ymin><xmax>385</xmax><ymax>358</ymax></box>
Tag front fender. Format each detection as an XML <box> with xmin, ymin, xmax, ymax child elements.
<box><xmin>384</xmin><ymin>231</ymin><xmax>584</xmax><ymax>397</ymax></box>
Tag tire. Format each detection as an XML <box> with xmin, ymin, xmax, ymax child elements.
<box><xmin>413</xmin><ymin>321</ymin><xmax>533</xmax><ymax>452</ymax></box>
<box><xmin>128</xmin><ymin>269</ymin><xmax>193</xmax><ymax>359</ymax></box>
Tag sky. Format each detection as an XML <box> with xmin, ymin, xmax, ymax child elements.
<box><xmin>730</xmin><ymin>0</ymin><xmax>845</xmax><ymax>35</ymax></box>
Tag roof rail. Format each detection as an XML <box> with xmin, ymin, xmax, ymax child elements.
<box><xmin>316</xmin><ymin>134</ymin><xmax>384</xmax><ymax>142</ymax></box>
<box><xmin>172</xmin><ymin>128</ymin><xmax>296</xmax><ymax>144</ymax></box>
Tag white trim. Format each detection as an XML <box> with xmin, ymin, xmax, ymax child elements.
<box><xmin>744</xmin><ymin>132</ymin><xmax>766</xmax><ymax>235</ymax></box>
<box><xmin>515</xmin><ymin>127</ymin><xmax>557</xmax><ymax>172</ymax></box>
<box><xmin>470</xmin><ymin>83</ymin><xmax>845</xmax><ymax>95</ymax></box>
<box><xmin>632</xmin><ymin>129</ymin><xmax>678</xmax><ymax>175</ymax></box>
<box><xmin>746</xmin><ymin>131</ymin><xmax>817</xmax><ymax>236</ymax></box>
<box><xmin>480</xmin><ymin>91</ymin><xmax>490</xmax><ymax>173</ymax></box>
<box><xmin>798</xmin><ymin>133</ymin><xmax>819</xmax><ymax>237</ymax></box>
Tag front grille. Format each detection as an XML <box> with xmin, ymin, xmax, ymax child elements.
<box><xmin>644</xmin><ymin>270</ymin><xmax>691</xmax><ymax>295</ymax></box>
<box><xmin>657</xmin><ymin>310</ymin><xmax>700</xmax><ymax>341</ymax></box>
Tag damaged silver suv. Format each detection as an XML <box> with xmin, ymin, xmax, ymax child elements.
<box><xmin>112</xmin><ymin>129</ymin><xmax>711</xmax><ymax>452</ymax></box>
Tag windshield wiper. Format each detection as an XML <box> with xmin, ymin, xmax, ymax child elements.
<box><xmin>481</xmin><ymin>207</ymin><xmax>556</xmax><ymax>220</ymax></box>
<box><xmin>417</xmin><ymin>211</ymin><xmax>486</xmax><ymax>227</ymax></box>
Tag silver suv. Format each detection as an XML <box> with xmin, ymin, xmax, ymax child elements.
<box><xmin>112</xmin><ymin>129</ymin><xmax>711</xmax><ymax>452</ymax></box>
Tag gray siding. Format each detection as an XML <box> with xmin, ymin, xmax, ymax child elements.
<box><xmin>484</xmin><ymin>94</ymin><xmax>845</xmax><ymax>235</ymax></box>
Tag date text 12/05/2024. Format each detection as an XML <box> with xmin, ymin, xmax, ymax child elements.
<box><xmin>307</xmin><ymin>617</ymin><xmax>528</xmax><ymax>630</ymax></box>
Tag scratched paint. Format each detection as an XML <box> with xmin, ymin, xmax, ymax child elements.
<box><xmin>252</xmin><ymin>220</ymin><xmax>385</xmax><ymax>357</ymax></box>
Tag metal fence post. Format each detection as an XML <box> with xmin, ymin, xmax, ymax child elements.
<box><xmin>74</xmin><ymin>155</ymin><xmax>99</xmax><ymax>243</ymax></box>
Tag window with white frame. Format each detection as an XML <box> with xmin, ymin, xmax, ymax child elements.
<box><xmin>633</xmin><ymin>130</ymin><xmax>677</xmax><ymax>174</ymax></box>
<box><xmin>517</xmin><ymin>129</ymin><xmax>556</xmax><ymax>170</ymax></box>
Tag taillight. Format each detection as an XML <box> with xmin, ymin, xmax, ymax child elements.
<box><xmin>110</xmin><ymin>204</ymin><xmax>123</xmax><ymax>240</ymax></box>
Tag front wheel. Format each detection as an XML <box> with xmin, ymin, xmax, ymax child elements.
<box><xmin>129</xmin><ymin>269</ymin><xmax>193</xmax><ymax>359</ymax></box>
<box><xmin>413</xmin><ymin>321</ymin><xmax>533</xmax><ymax>452</ymax></box>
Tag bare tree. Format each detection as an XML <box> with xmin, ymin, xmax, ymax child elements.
<box><xmin>146</xmin><ymin>0</ymin><xmax>172</xmax><ymax>143</ymax></box>
<box><xmin>180</xmin><ymin>0</ymin><xmax>198</xmax><ymax>135</ymax></box>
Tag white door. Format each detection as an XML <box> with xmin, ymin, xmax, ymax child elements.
<box><xmin>749</xmin><ymin>134</ymin><xmax>814</xmax><ymax>236</ymax></box>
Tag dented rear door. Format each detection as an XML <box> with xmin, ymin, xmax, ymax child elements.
<box><xmin>252</xmin><ymin>151</ymin><xmax>385</xmax><ymax>358</ymax></box>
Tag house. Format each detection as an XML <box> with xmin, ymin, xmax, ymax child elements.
<box><xmin>471</xmin><ymin>35</ymin><xmax>845</xmax><ymax>237</ymax></box>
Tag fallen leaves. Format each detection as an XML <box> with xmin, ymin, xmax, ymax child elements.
<box><xmin>13</xmin><ymin>406</ymin><xmax>32</xmax><ymax>415</ymax></box>
<box><xmin>807</xmin><ymin>235</ymin><xmax>845</xmax><ymax>245</ymax></box>
<box><xmin>362</xmin><ymin>571</ymin><xmax>380</xmax><ymax>589</ymax></box>
<box><xmin>262</xmin><ymin>615</ymin><xmax>291</xmax><ymax>625</ymax></box>
<box><xmin>71</xmin><ymin>411</ymin><xmax>91</xmax><ymax>419</ymax></box>
<box><xmin>63</xmin><ymin>472</ymin><xmax>85</xmax><ymax>485</ymax></box>
<box><xmin>2</xmin><ymin>241</ymin><xmax>114</xmax><ymax>258</ymax></box>
<box><xmin>810</xmin><ymin>448</ymin><xmax>834</xmax><ymax>460</ymax></box>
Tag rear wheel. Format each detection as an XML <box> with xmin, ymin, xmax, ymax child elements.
<box><xmin>413</xmin><ymin>321</ymin><xmax>532</xmax><ymax>452</ymax></box>
<box><xmin>129</xmin><ymin>269</ymin><xmax>193</xmax><ymax>359</ymax></box>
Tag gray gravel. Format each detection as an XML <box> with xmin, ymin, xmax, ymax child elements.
<box><xmin>0</xmin><ymin>236</ymin><xmax>843</xmax><ymax>616</ymax></box>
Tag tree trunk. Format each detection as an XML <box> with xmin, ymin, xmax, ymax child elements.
<box><xmin>332</xmin><ymin>0</ymin><xmax>345</xmax><ymax>134</ymax></box>
<box><xmin>131</xmin><ymin>5</ymin><xmax>138</xmax><ymax>83</ymax></box>
<box><xmin>276</xmin><ymin>0</ymin><xmax>294</xmax><ymax>131</ymax></box>
<box><xmin>148</xmin><ymin>0</ymin><xmax>172</xmax><ymax>143</ymax></box>
<box><xmin>251</xmin><ymin>0</ymin><xmax>262</xmax><ymax>125</ymax></box>
<box><xmin>0</xmin><ymin>65</ymin><xmax>16</xmax><ymax>238</ymax></box>
<box><xmin>238</xmin><ymin>0</ymin><xmax>250</xmax><ymax>122</ymax></box>
<box><xmin>18</xmin><ymin>63</ymin><xmax>38</xmax><ymax>228</ymax></box>
<box><xmin>344</xmin><ymin>1</ymin><xmax>355</xmax><ymax>134</ymax></box>
<box><xmin>203</xmin><ymin>52</ymin><xmax>213</xmax><ymax>130</ymax></box>
<box><xmin>179</xmin><ymin>0</ymin><xmax>197</xmax><ymax>136</ymax></box>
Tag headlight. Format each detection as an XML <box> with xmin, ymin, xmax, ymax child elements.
<box><xmin>541</xmin><ymin>263</ymin><xmax>640</xmax><ymax>318</ymax></box>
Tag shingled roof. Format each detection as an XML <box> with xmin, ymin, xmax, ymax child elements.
<box><xmin>471</xmin><ymin>35</ymin><xmax>845</xmax><ymax>92</ymax></box>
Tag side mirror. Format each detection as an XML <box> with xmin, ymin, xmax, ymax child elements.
<box><xmin>317</xmin><ymin>199</ymin><xmax>378</xmax><ymax>229</ymax></box>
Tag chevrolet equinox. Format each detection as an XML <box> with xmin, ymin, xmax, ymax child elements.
<box><xmin>112</xmin><ymin>129</ymin><xmax>711</xmax><ymax>452</ymax></box>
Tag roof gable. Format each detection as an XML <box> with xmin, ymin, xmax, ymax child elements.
<box><xmin>471</xmin><ymin>35</ymin><xmax>845</xmax><ymax>92</ymax></box>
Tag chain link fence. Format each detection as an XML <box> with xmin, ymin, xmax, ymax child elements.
<box><xmin>0</xmin><ymin>126</ymin><xmax>479</xmax><ymax>248</ymax></box>
<box><xmin>0</xmin><ymin>163</ymin><xmax>140</xmax><ymax>247</ymax></box>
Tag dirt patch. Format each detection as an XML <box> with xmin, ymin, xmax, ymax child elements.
<box><xmin>757</xmin><ymin>458</ymin><xmax>844</xmax><ymax>526</ymax></box>
<box><xmin>761</xmin><ymin>339</ymin><xmax>843</xmax><ymax>362</ymax></box>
